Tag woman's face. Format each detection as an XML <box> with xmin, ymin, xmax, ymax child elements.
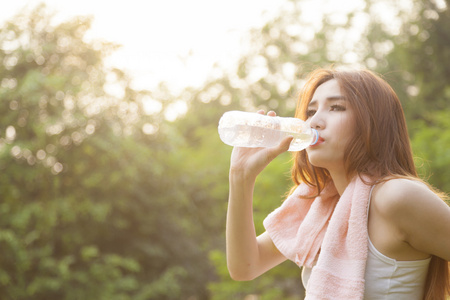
<box><xmin>305</xmin><ymin>79</ymin><xmax>356</xmax><ymax>172</ymax></box>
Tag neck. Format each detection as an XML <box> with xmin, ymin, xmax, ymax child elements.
<box><xmin>329</xmin><ymin>169</ymin><xmax>351</xmax><ymax>196</ymax></box>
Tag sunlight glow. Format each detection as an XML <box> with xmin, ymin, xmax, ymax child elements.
<box><xmin>141</xmin><ymin>95</ymin><xmax>163</xmax><ymax>115</ymax></box>
<box><xmin>2</xmin><ymin>0</ymin><xmax>287</xmax><ymax>93</ymax></box>
<box><xmin>165</xmin><ymin>101</ymin><xmax>188</xmax><ymax>122</ymax></box>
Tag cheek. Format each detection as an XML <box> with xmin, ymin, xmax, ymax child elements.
<box><xmin>338</xmin><ymin>117</ymin><xmax>357</xmax><ymax>146</ymax></box>
<box><xmin>344</xmin><ymin>121</ymin><xmax>356</xmax><ymax>139</ymax></box>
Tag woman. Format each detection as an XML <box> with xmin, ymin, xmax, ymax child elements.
<box><xmin>226</xmin><ymin>68</ymin><xmax>450</xmax><ymax>299</ymax></box>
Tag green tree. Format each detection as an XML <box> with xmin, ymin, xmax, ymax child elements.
<box><xmin>0</xmin><ymin>5</ymin><xmax>216</xmax><ymax>299</ymax></box>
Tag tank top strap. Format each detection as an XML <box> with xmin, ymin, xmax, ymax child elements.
<box><xmin>367</xmin><ymin>184</ymin><xmax>376</xmax><ymax>217</ymax></box>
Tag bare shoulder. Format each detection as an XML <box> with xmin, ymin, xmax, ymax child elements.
<box><xmin>372</xmin><ymin>177</ymin><xmax>444</xmax><ymax>218</ymax></box>
<box><xmin>372</xmin><ymin>178</ymin><xmax>450</xmax><ymax>259</ymax></box>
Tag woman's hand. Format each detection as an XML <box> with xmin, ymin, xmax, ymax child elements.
<box><xmin>229</xmin><ymin>110</ymin><xmax>294</xmax><ymax>180</ymax></box>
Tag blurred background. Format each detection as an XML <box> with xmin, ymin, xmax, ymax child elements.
<box><xmin>0</xmin><ymin>0</ymin><xmax>449</xmax><ymax>299</ymax></box>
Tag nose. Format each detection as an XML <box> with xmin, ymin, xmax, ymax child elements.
<box><xmin>308</xmin><ymin>110</ymin><xmax>325</xmax><ymax>130</ymax></box>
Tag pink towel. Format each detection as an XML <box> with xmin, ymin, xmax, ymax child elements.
<box><xmin>263</xmin><ymin>175</ymin><xmax>372</xmax><ymax>299</ymax></box>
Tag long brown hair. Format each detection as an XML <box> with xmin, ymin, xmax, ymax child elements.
<box><xmin>291</xmin><ymin>68</ymin><xmax>449</xmax><ymax>299</ymax></box>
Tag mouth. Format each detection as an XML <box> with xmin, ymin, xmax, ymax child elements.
<box><xmin>310</xmin><ymin>136</ymin><xmax>325</xmax><ymax>147</ymax></box>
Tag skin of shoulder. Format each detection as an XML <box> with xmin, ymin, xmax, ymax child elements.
<box><xmin>373</xmin><ymin>178</ymin><xmax>450</xmax><ymax>261</ymax></box>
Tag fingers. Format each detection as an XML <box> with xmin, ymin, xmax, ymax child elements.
<box><xmin>278</xmin><ymin>135</ymin><xmax>294</xmax><ymax>152</ymax></box>
<box><xmin>266</xmin><ymin>135</ymin><xmax>293</xmax><ymax>162</ymax></box>
<box><xmin>256</xmin><ymin>109</ymin><xmax>276</xmax><ymax>116</ymax></box>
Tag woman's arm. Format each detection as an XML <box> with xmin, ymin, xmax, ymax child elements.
<box><xmin>376</xmin><ymin>178</ymin><xmax>450</xmax><ymax>261</ymax></box>
<box><xmin>226</xmin><ymin>111</ymin><xmax>292</xmax><ymax>281</ymax></box>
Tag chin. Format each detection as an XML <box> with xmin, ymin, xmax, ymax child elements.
<box><xmin>307</xmin><ymin>157</ymin><xmax>326</xmax><ymax>169</ymax></box>
<box><xmin>307</xmin><ymin>154</ymin><xmax>340</xmax><ymax>170</ymax></box>
<box><xmin>306</xmin><ymin>150</ymin><xmax>321</xmax><ymax>163</ymax></box>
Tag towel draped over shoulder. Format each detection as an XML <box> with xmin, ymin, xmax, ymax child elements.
<box><xmin>263</xmin><ymin>175</ymin><xmax>372</xmax><ymax>300</ymax></box>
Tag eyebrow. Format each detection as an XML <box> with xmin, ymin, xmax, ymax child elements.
<box><xmin>308</xmin><ymin>96</ymin><xmax>346</xmax><ymax>106</ymax></box>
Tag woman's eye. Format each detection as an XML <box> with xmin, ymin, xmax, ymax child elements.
<box><xmin>330</xmin><ymin>104</ymin><xmax>346</xmax><ymax>111</ymax></box>
<box><xmin>306</xmin><ymin>109</ymin><xmax>316</xmax><ymax>117</ymax></box>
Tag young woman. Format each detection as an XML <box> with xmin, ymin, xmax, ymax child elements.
<box><xmin>226</xmin><ymin>68</ymin><xmax>450</xmax><ymax>299</ymax></box>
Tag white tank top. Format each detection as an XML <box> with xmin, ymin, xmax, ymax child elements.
<box><xmin>302</xmin><ymin>185</ymin><xmax>431</xmax><ymax>299</ymax></box>
<box><xmin>363</xmin><ymin>236</ymin><xmax>431</xmax><ymax>299</ymax></box>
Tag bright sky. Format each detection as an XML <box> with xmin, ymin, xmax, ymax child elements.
<box><xmin>1</xmin><ymin>0</ymin><xmax>287</xmax><ymax>92</ymax></box>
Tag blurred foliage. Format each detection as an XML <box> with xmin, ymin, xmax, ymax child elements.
<box><xmin>0</xmin><ymin>4</ymin><xmax>217</xmax><ymax>299</ymax></box>
<box><xmin>0</xmin><ymin>0</ymin><xmax>449</xmax><ymax>299</ymax></box>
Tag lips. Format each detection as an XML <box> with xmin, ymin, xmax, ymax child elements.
<box><xmin>311</xmin><ymin>136</ymin><xmax>325</xmax><ymax>147</ymax></box>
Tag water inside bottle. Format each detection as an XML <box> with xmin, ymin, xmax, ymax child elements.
<box><xmin>219</xmin><ymin>125</ymin><xmax>314</xmax><ymax>151</ymax></box>
<box><xmin>288</xmin><ymin>131</ymin><xmax>314</xmax><ymax>151</ymax></box>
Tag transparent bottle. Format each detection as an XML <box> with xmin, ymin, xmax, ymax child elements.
<box><xmin>218</xmin><ymin>111</ymin><xmax>319</xmax><ymax>151</ymax></box>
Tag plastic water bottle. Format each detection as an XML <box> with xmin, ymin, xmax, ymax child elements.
<box><xmin>218</xmin><ymin>111</ymin><xmax>319</xmax><ymax>151</ymax></box>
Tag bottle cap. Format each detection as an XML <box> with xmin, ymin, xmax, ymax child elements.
<box><xmin>311</xmin><ymin>129</ymin><xmax>319</xmax><ymax>145</ymax></box>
